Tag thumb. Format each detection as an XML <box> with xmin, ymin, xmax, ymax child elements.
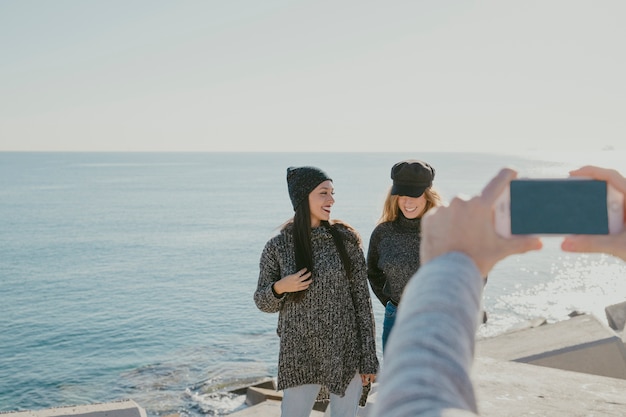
<box><xmin>561</xmin><ymin>235</ymin><xmax>611</xmax><ymax>254</ymax></box>
<box><xmin>502</xmin><ymin>236</ymin><xmax>543</xmax><ymax>258</ymax></box>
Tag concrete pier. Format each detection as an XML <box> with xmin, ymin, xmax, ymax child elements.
<box><xmin>9</xmin><ymin>313</ymin><xmax>626</xmax><ymax>416</ymax></box>
<box><xmin>0</xmin><ymin>400</ymin><xmax>146</xmax><ymax>417</ymax></box>
<box><xmin>232</xmin><ymin>313</ymin><xmax>626</xmax><ymax>416</ymax></box>
<box><xmin>477</xmin><ymin>313</ymin><xmax>626</xmax><ymax>380</ymax></box>
<box><xmin>473</xmin><ymin>356</ymin><xmax>626</xmax><ymax>416</ymax></box>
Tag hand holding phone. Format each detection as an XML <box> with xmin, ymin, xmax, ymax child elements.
<box><xmin>494</xmin><ymin>178</ymin><xmax>624</xmax><ymax>238</ymax></box>
<box><xmin>560</xmin><ymin>165</ymin><xmax>626</xmax><ymax>262</ymax></box>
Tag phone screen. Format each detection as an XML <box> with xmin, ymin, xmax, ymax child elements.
<box><xmin>510</xmin><ymin>179</ymin><xmax>609</xmax><ymax>235</ymax></box>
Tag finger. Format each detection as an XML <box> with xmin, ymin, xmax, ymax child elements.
<box><xmin>569</xmin><ymin>165</ymin><xmax>594</xmax><ymax>177</ymax></box>
<box><xmin>480</xmin><ymin>168</ymin><xmax>517</xmax><ymax>204</ymax></box>
<box><xmin>570</xmin><ymin>166</ymin><xmax>626</xmax><ymax>195</ymax></box>
<box><xmin>504</xmin><ymin>235</ymin><xmax>543</xmax><ymax>257</ymax></box>
<box><xmin>562</xmin><ymin>235</ymin><xmax>613</xmax><ymax>254</ymax></box>
<box><xmin>569</xmin><ymin>165</ymin><xmax>609</xmax><ymax>180</ymax></box>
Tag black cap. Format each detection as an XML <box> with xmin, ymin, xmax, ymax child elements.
<box><xmin>286</xmin><ymin>166</ymin><xmax>332</xmax><ymax>210</ymax></box>
<box><xmin>390</xmin><ymin>160</ymin><xmax>435</xmax><ymax>197</ymax></box>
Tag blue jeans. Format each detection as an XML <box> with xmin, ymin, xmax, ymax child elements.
<box><xmin>382</xmin><ymin>300</ymin><xmax>397</xmax><ymax>353</ymax></box>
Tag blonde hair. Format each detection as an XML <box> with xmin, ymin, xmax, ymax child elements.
<box><xmin>377</xmin><ymin>187</ymin><xmax>443</xmax><ymax>224</ymax></box>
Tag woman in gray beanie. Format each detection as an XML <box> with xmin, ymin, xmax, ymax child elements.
<box><xmin>254</xmin><ymin>166</ymin><xmax>379</xmax><ymax>417</ymax></box>
<box><xmin>367</xmin><ymin>159</ymin><xmax>443</xmax><ymax>352</ymax></box>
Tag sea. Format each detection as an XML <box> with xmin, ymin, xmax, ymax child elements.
<box><xmin>2</xmin><ymin>151</ymin><xmax>626</xmax><ymax>417</ymax></box>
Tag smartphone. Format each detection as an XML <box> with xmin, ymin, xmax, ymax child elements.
<box><xmin>494</xmin><ymin>178</ymin><xmax>624</xmax><ymax>237</ymax></box>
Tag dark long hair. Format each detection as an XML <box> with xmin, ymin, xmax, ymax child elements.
<box><xmin>290</xmin><ymin>200</ymin><xmax>353</xmax><ymax>302</ymax></box>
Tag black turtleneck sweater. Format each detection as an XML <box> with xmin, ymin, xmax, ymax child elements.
<box><xmin>366</xmin><ymin>213</ymin><xmax>422</xmax><ymax>306</ymax></box>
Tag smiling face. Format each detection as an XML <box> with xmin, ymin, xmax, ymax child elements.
<box><xmin>398</xmin><ymin>194</ymin><xmax>427</xmax><ymax>219</ymax></box>
<box><xmin>308</xmin><ymin>180</ymin><xmax>334</xmax><ymax>227</ymax></box>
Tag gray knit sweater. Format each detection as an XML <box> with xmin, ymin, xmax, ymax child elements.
<box><xmin>254</xmin><ymin>222</ymin><xmax>379</xmax><ymax>396</ymax></box>
<box><xmin>367</xmin><ymin>213</ymin><xmax>421</xmax><ymax>306</ymax></box>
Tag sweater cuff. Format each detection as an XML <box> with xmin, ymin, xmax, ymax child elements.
<box><xmin>271</xmin><ymin>283</ymin><xmax>285</xmax><ymax>299</ymax></box>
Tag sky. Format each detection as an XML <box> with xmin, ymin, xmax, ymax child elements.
<box><xmin>1</xmin><ymin>1</ymin><xmax>625</xmax><ymax>153</ymax></box>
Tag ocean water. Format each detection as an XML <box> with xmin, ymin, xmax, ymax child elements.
<box><xmin>2</xmin><ymin>151</ymin><xmax>626</xmax><ymax>416</ymax></box>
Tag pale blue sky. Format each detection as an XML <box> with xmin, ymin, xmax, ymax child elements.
<box><xmin>1</xmin><ymin>1</ymin><xmax>625</xmax><ymax>152</ymax></box>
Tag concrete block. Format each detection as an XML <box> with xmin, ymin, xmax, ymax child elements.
<box><xmin>230</xmin><ymin>377</ymin><xmax>275</xmax><ymax>396</ymax></box>
<box><xmin>477</xmin><ymin>314</ymin><xmax>626</xmax><ymax>380</ymax></box>
<box><xmin>605</xmin><ymin>300</ymin><xmax>626</xmax><ymax>331</ymax></box>
<box><xmin>474</xmin><ymin>357</ymin><xmax>626</xmax><ymax>416</ymax></box>
<box><xmin>244</xmin><ymin>386</ymin><xmax>328</xmax><ymax>412</ymax></box>
<box><xmin>240</xmin><ymin>384</ymin><xmax>378</xmax><ymax>415</ymax></box>
<box><xmin>0</xmin><ymin>400</ymin><xmax>146</xmax><ymax>417</ymax></box>
<box><xmin>245</xmin><ymin>386</ymin><xmax>283</xmax><ymax>406</ymax></box>
<box><xmin>230</xmin><ymin>399</ymin><xmax>325</xmax><ymax>417</ymax></box>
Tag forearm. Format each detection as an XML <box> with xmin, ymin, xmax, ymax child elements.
<box><xmin>355</xmin><ymin>291</ymin><xmax>379</xmax><ymax>373</ymax></box>
<box><xmin>254</xmin><ymin>242</ymin><xmax>285</xmax><ymax>313</ymax></box>
<box><xmin>367</xmin><ymin>271</ymin><xmax>389</xmax><ymax>306</ymax></box>
<box><xmin>254</xmin><ymin>282</ymin><xmax>283</xmax><ymax>313</ymax></box>
<box><xmin>372</xmin><ymin>252</ymin><xmax>483</xmax><ymax>417</ymax></box>
<box><xmin>353</xmin><ymin>250</ymin><xmax>381</xmax><ymax>372</ymax></box>
<box><xmin>367</xmin><ymin>240</ymin><xmax>389</xmax><ymax>306</ymax></box>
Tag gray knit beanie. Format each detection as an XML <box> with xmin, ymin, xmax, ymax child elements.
<box><xmin>286</xmin><ymin>166</ymin><xmax>332</xmax><ymax>210</ymax></box>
